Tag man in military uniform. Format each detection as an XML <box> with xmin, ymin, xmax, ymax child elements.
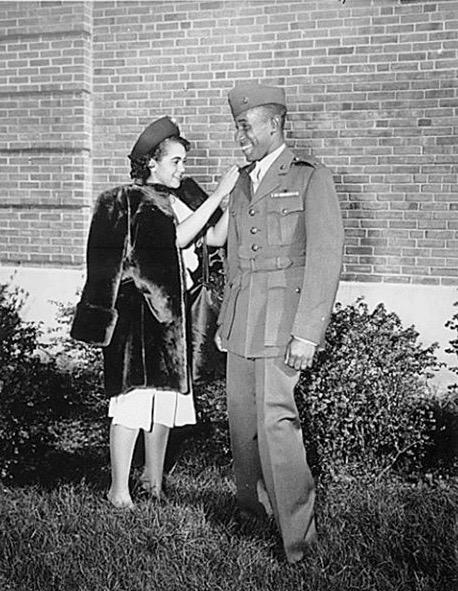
<box><xmin>216</xmin><ymin>82</ymin><xmax>344</xmax><ymax>563</ymax></box>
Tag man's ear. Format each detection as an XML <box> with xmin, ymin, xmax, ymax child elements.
<box><xmin>270</xmin><ymin>115</ymin><xmax>281</xmax><ymax>134</ymax></box>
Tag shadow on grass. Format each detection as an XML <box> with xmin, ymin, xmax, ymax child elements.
<box><xmin>166</xmin><ymin>478</ymin><xmax>285</xmax><ymax>561</ymax></box>
<box><xmin>7</xmin><ymin>446</ymin><xmax>110</xmax><ymax>490</ymax></box>
<box><xmin>6</xmin><ymin>422</ymin><xmax>214</xmax><ymax>492</ymax></box>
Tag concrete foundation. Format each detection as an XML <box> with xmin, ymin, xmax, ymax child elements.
<box><xmin>1</xmin><ymin>266</ymin><xmax>456</xmax><ymax>390</ymax></box>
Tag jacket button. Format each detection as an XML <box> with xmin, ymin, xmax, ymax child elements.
<box><xmin>295</xmin><ymin>287</ymin><xmax>301</xmax><ymax>293</ymax></box>
<box><xmin>251</xmin><ymin>244</ymin><xmax>259</xmax><ymax>252</ymax></box>
<box><xmin>250</xmin><ymin>227</ymin><xmax>258</xmax><ymax>234</ymax></box>
<box><xmin>282</xmin><ymin>208</ymin><xmax>288</xmax><ymax>214</ymax></box>
<box><xmin>248</xmin><ymin>208</ymin><xmax>256</xmax><ymax>216</ymax></box>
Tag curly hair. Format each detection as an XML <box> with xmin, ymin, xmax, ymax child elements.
<box><xmin>129</xmin><ymin>136</ymin><xmax>191</xmax><ymax>185</ymax></box>
<box><xmin>128</xmin><ymin>154</ymin><xmax>151</xmax><ymax>184</ymax></box>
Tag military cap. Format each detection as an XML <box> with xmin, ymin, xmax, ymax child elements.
<box><xmin>129</xmin><ymin>116</ymin><xmax>180</xmax><ymax>159</ymax></box>
<box><xmin>228</xmin><ymin>83</ymin><xmax>286</xmax><ymax>118</ymax></box>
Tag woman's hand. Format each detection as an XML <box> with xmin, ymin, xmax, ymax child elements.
<box><xmin>214</xmin><ymin>165</ymin><xmax>240</xmax><ymax>201</ymax></box>
<box><xmin>175</xmin><ymin>168</ymin><xmax>238</xmax><ymax>249</ymax></box>
<box><xmin>219</xmin><ymin>193</ymin><xmax>230</xmax><ymax>211</ymax></box>
<box><xmin>214</xmin><ymin>327</ymin><xmax>227</xmax><ymax>352</ymax></box>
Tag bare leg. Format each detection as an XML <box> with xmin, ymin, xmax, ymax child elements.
<box><xmin>141</xmin><ymin>422</ymin><xmax>171</xmax><ymax>498</ymax></box>
<box><xmin>107</xmin><ymin>422</ymin><xmax>139</xmax><ymax>508</ymax></box>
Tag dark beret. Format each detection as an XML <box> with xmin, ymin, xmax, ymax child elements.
<box><xmin>129</xmin><ymin>116</ymin><xmax>180</xmax><ymax>159</ymax></box>
<box><xmin>228</xmin><ymin>83</ymin><xmax>286</xmax><ymax>118</ymax></box>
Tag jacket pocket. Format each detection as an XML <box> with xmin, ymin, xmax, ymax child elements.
<box><xmin>266</xmin><ymin>194</ymin><xmax>304</xmax><ymax>246</ymax></box>
<box><xmin>264</xmin><ymin>269</ymin><xmax>302</xmax><ymax>346</ymax></box>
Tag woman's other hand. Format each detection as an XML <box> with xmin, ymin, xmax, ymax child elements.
<box><xmin>175</xmin><ymin>167</ymin><xmax>238</xmax><ymax>248</ymax></box>
<box><xmin>214</xmin><ymin>327</ymin><xmax>227</xmax><ymax>352</ymax></box>
<box><xmin>219</xmin><ymin>193</ymin><xmax>230</xmax><ymax>211</ymax></box>
<box><xmin>214</xmin><ymin>165</ymin><xmax>240</xmax><ymax>201</ymax></box>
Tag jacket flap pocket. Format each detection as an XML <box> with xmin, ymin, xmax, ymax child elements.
<box><xmin>268</xmin><ymin>194</ymin><xmax>304</xmax><ymax>214</ymax></box>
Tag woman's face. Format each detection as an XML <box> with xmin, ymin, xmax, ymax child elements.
<box><xmin>149</xmin><ymin>140</ymin><xmax>187</xmax><ymax>189</ymax></box>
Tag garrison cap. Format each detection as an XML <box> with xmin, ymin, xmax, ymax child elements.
<box><xmin>129</xmin><ymin>116</ymin><xmax>180</xmax><ymax>159</ymax></box>
<box><xmin>228</xmin><ymin>83</ymin><xmax>286</xmax><ymax>118</ymax></box>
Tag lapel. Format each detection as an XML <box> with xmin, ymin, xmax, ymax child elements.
<box><xmin>251</xmin><ymin>147</ymin><xmax>295</xmax><ymax>205</ymax></box>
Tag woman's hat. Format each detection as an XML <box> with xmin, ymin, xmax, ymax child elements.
<box><xmin>129</xmin><ymin>116</ymin><xmax>180</xmax><ymax>159</ymax></box>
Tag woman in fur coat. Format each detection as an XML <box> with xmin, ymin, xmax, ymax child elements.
<box><xmin>71</xmin><ymin>116</ymin><xmax>239</xmax><ymax>508</ymax></box>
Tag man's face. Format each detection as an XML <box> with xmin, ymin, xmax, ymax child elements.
<box><xmin>233</xmin><ymin>107</ymin><xmax>276</xmax><ymax>162</ymax></box>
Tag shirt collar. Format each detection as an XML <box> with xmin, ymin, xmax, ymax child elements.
<box><xmin>251</xmin><ymin>143</ymin><xmax>287</xmax><ymax>183</ymax></box>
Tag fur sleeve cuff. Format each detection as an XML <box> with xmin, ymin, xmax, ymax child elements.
<box><xmin>70</xmin><ymin>302</ymin><xmax>118</xmax><ymax>347</ymax></box>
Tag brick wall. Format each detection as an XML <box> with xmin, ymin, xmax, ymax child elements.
<box><xmin>1</xmin><ymin>0</ymin><xmax>457</xmax><ymax>286</ymax></box>
<box><xmin>0</xmin><ymin>0</ymin><xmax>93</xmax><ymax>265</ymax></box>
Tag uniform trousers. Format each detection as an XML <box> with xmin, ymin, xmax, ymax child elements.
<box><xmin>227</xmin><ymin>351</ymin><xmax>316</xmax><ymax>563</ymax></box>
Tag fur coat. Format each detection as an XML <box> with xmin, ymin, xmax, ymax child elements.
<box><xmin>71</xmin><ymin>178</ymin><xmax>218</xmax><ymax>397</ymax></box>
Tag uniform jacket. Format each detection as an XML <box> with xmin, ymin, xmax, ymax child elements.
<box><xmin>218</xmin><ymin>147</ymin><xmax>344</xmax><ymax>358</ymax></box>
<box><xmin>71</xmin><ymin>178</ymin><xmax>217</xmax><ymax>396</ymax></box>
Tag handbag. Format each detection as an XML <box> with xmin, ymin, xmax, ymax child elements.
<box><xmin>188</xmin><ymin>236</ymin><xmax>226</xmax><ymax>384</ymax></box>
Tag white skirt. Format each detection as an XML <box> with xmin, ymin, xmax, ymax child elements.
<box><xmin>108</xmin><ymin>387</ymin><xmax>196</xmax><ymax>430</ymax></box>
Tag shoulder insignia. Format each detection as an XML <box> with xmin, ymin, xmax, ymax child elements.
<box><xmin>292</xmin><ymin>155</ymin><xmax>321</xmax><ymax>168</ymax></box>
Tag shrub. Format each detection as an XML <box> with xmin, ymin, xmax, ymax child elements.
<box><xmin>0</xmin><ymin>284</ymin><xmax>63</xmax><ymax>480</ymax></box>
<box><xmin>194</xmin><ymin>299</ymin><xmax>452</xmax><ymax>480</ymax></box>
<box><xmin>0</xmin><ymin>283</ymin><xmax>36</xmax><ymax>363</ymax></box>
<box><xmin>44</xmin><ymin>298</ymin><xmax>105</xmax><ymax>418</ymax></box>
<box><xmin>193</xmin><ymin>378</ymin><xmax>230</xmax><ymax>462</ymax></box>
<box><xmin>1</xmin><ymin>277</ymin><xmax>453</xmax><ymax>484</ymax></box>
<box><xmin>445</xmin><ymin>301</ymin><xmax>458</xmax><ymax>387</ymax></box>
<box><xmin>296</xmin><ymin>299</ymin><xmax>441</xmax><ymax>479</ymax></box>
<box><xmin>0</xmin><ymin>284</ymin><xmax>105</xmax><ymax>482</ymax></box>
<box><xmin>430</xmin><ymin>301</ymin><xmax>458</xmax><ymax>475</ymax></box>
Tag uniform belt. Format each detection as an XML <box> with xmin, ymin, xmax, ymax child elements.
<box><xmin>238</xmin><ymin>254</ymin><xmax>305</xmax><ymax>272</ymax></box>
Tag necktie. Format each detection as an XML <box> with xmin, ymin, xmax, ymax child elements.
<box><xmin>250</xmin><ymin>162</ymin><xmax>262</xmax><ymax>193</ymax></box>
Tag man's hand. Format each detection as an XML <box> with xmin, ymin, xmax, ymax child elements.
<box><xmin>284</xmin><ymin>337</ymin><xmax>316</xmax><ymax>371</ymax></box>
<box><xmin>214</xmin><ymin>327</ymin><xmax>227</xmax><ymax>352</ymax></box>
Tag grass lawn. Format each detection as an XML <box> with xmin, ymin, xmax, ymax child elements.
<box><xmin>0</xmin><ymin>438</ymin><xmax>456</xmax><ymax>591</ymax></box>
